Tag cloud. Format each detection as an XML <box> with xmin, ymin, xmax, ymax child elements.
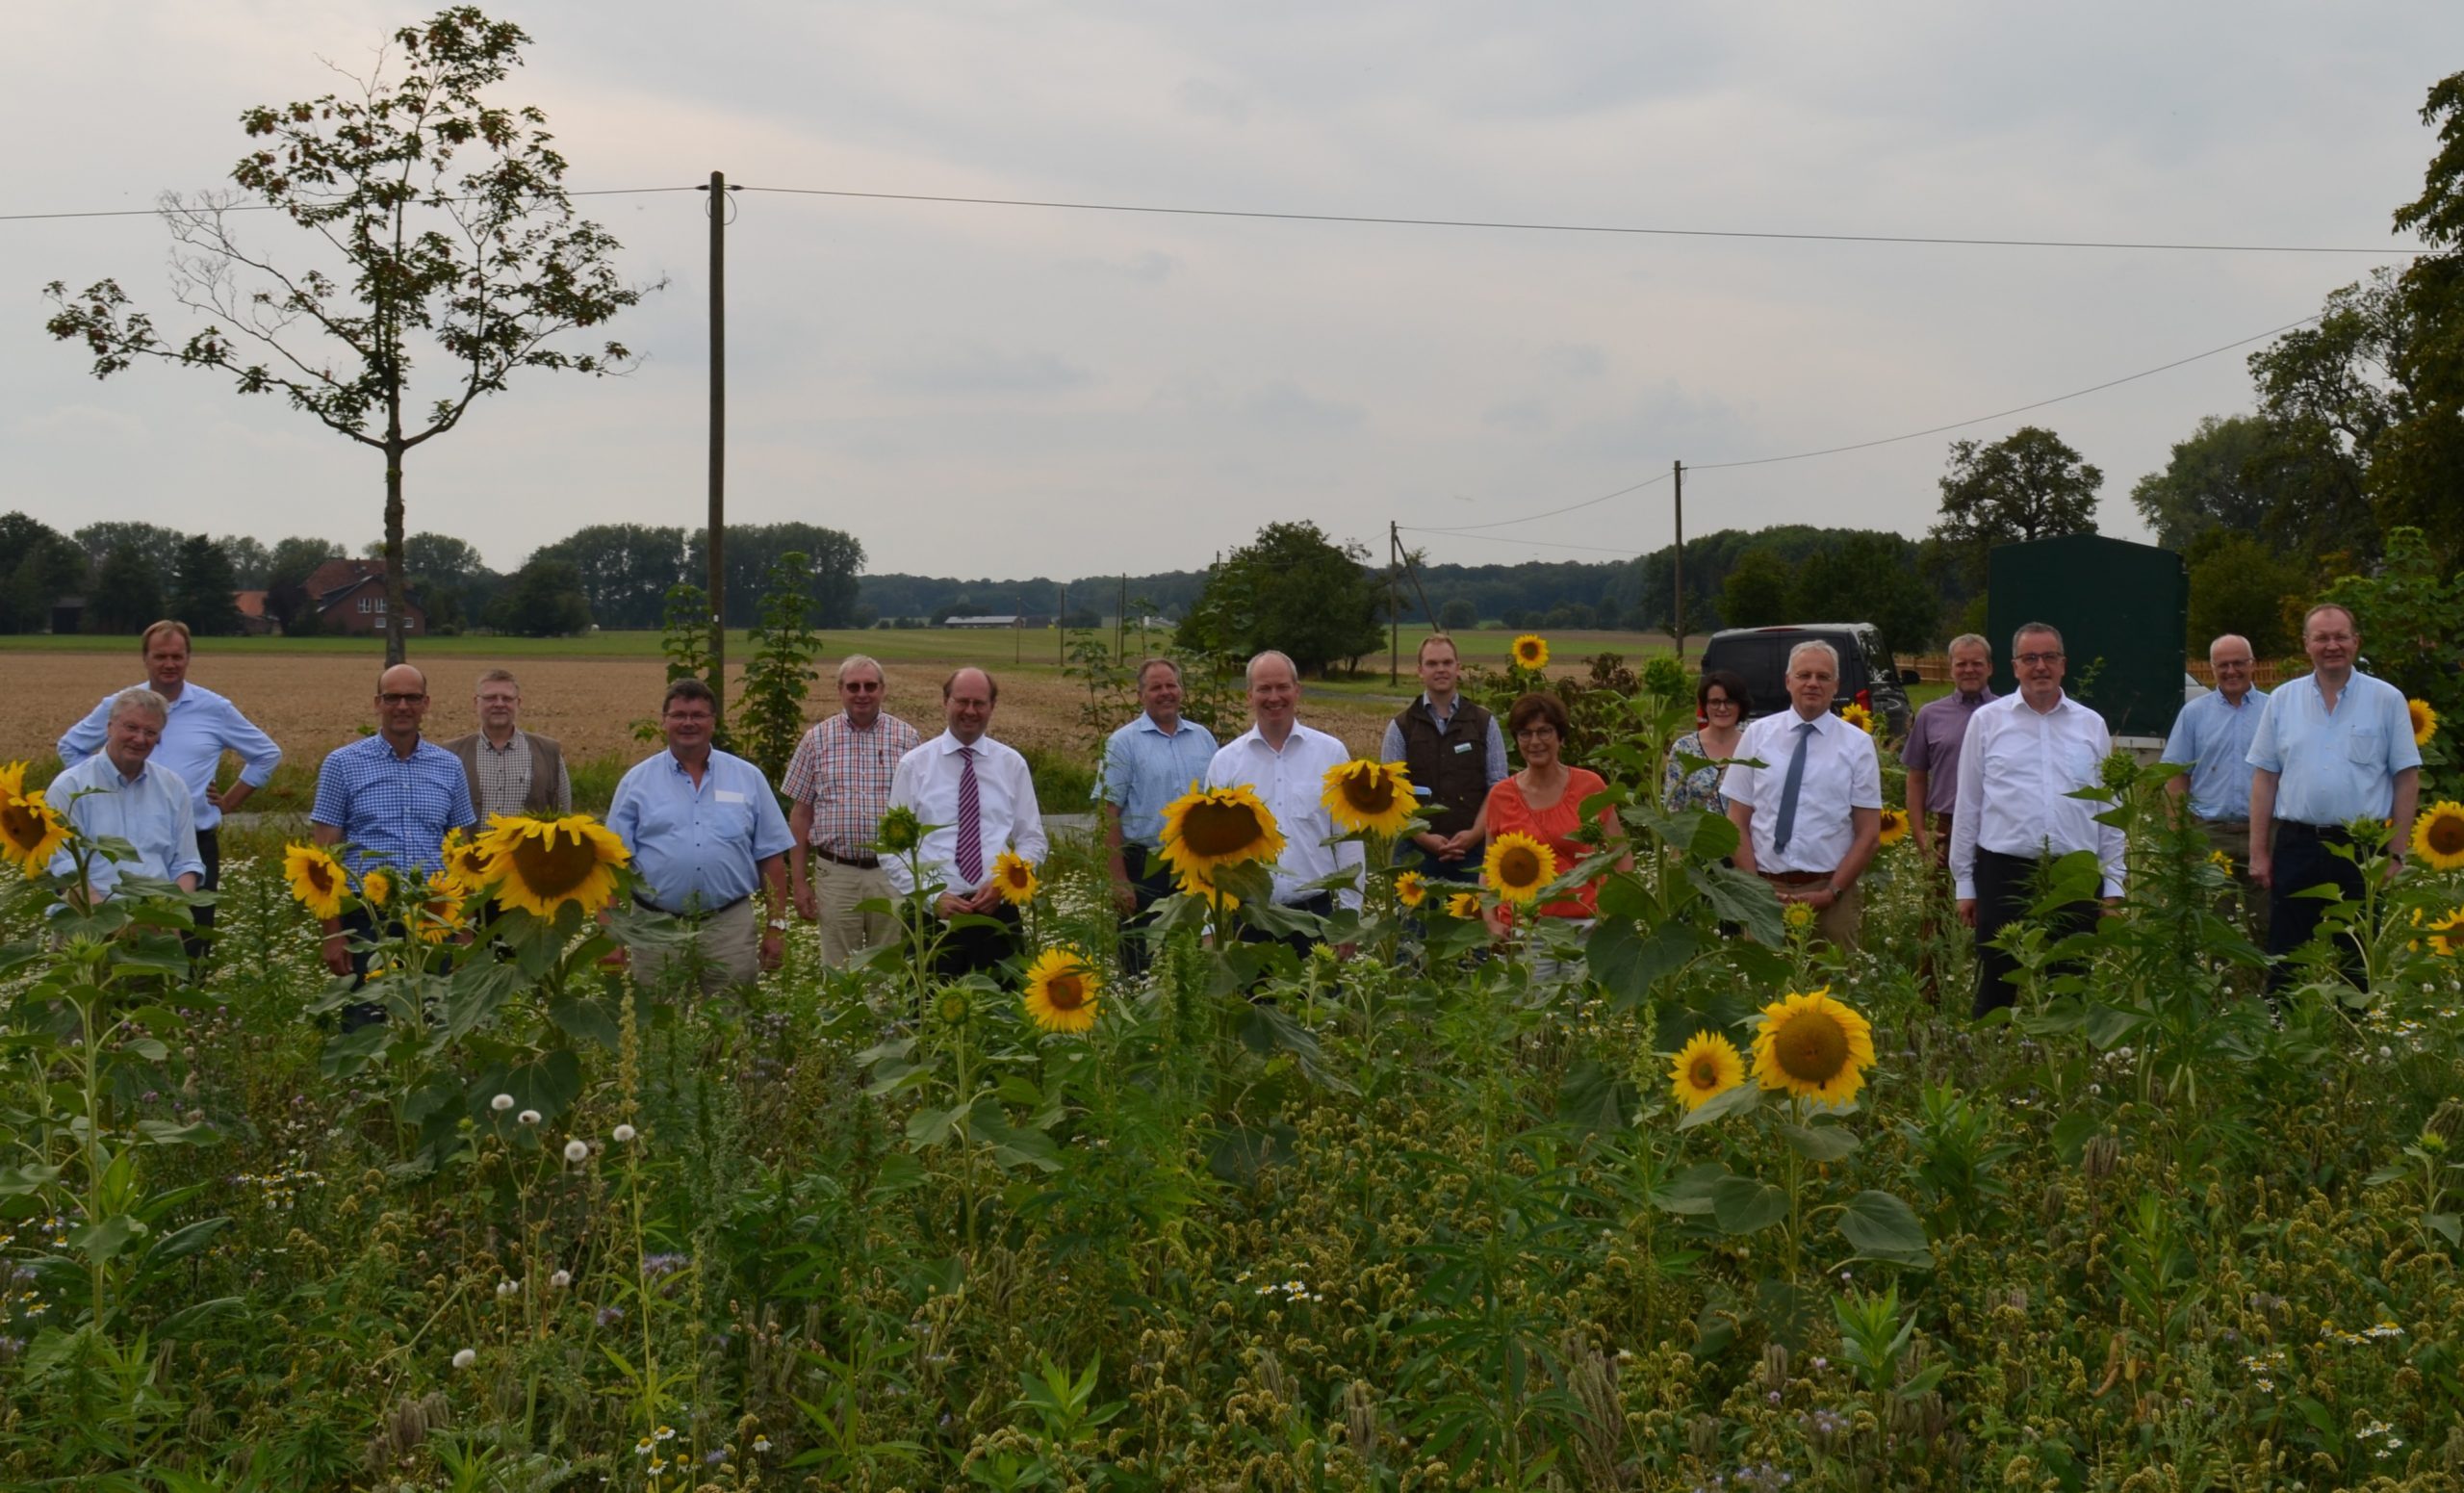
<box><xmin>870</xmin><ymin>345</ymin><xmax>1094</xmax><ymax>396</ymax></box>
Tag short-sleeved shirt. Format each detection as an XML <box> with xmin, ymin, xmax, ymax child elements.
<box><xmin>310</xmin><ymin>734</ymin><xmax>475</xmax><ymax>875</ymax></box>
<box><xmin>2246</xmin><ymin>670</ymin><xmax>2421</xmax><ymax>826</ymax></box>
<box><xmin>1481</xmin><ymin>767</ymin><xmax>1613</xmax><ymax>918</ymax></box>
<box><xmin>1721</xmin><ymin>708</ymin><xmax>1884</xmax><ymax>874</ymax></box>
<box><xmin>58</xmin><ymin>681</ymin><xmax>281</xmax><ymax>832</ymax></box>
<box><xmin>47</xmin><ymin>753</ymin><xmax>205</xmax><ymax>901</ymax></box>
<box><xmin>1096</xmin><ymin>713</ymin><xmax>1219</xmax><ymax>849</ymax></box>
<box><xmin>607</xmin><ymin>748</ymin><xmax>795</xmax><ymax>914</ymax></box>
<box><xmin>778</xmin><ymin>712</ymin><xmax>921</xmax><ymax>856</ymax></box>
<box><xmin>2160</xmin><ymin>686</ymin><xmax>2269</xmax><ymax>821</ymax></box>
<box><xmin>1899</xmin><ymin>688</ymin><xmax>1997</xmax><ymax>816</ymax></box>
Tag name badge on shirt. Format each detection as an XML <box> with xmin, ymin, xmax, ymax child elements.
<box><xmin>715</xmin><ymin>789</ymin><xmax>748</xmax><ymax>804</ymax></box>
<box><xmin>1453</xmin><ymin>741</ymin><xmax>1474</xmax><ymax>754</ymax></box>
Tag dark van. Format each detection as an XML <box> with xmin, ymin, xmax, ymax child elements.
<box><xmin>1697</xmin><ymin>624</ymin><xmax>1917</xmax><ymax>741</ymax></box>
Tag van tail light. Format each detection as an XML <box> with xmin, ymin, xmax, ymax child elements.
<box><xmin>1855</xmin><ymin>687</ymin><xmax>1872</xmax><ymax>710</ymax></box>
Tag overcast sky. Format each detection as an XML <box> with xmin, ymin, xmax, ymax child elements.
<box><xmin>6</xmin><ymin>2</ymin><xmax>2453</xmax><ymax>580</ymax></box>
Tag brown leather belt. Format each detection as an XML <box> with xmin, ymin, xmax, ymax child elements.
<box><xmin>812</xmin><ymin>846</ymin><xmax>881</xmax><ymax>870</ymax></box>
<box><xmin>1758</xmin><ymin>869</ymin><xmax>1830</xmax><ymax>887</ymax></box>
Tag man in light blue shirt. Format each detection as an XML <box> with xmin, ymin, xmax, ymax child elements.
<box><xmin>2246</xmin><ymin>603</ymin><xmax>2421</xmax><ymax>992</ymax></box>
<box><xmin>607</xmin><ymin>678</ymin><xmax>795</xmax><ymax>994</ymax></box>
<box><xmin>48</xmin><ymin>687</ymin><xmax>204</xmax><ymax>911</ymax></box>
<box><xmin>59</xmin><ymin>620</ymin><xmax>280</xmax><ymax>958</ymax></box>
<box><xmin>2161</xmin><ymin>634</ymin><xmax>2268</xmax><ymax>886</ymax></box>
<box><xmin>1098</xmin><ymin>658</ymin><xmax>1219</xmax><ymax>975</ymax></box>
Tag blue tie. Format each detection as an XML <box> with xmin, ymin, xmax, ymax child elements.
<box><xmin>1772</xmin><ymin>721</ymin><xmax>1815</xmax><ymax>856</ymax></box>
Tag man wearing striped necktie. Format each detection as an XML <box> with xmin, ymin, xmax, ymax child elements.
<box><xmin>884</xmin><ymin>667</ymin><xmax>1047</xmax><ymax>976</ymax></box>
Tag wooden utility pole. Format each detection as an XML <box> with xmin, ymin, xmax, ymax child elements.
<box><xmin>1389</xmin><ymin>521</ymin><xmax>1401</xmax><ymax>684</ymax></box>
<box><xmin>704</xmin><ymin>170</ymin><xmax>730</xmax><ymax>718</ymax></box>
<box><xmin>1671</xmin><ymin>459</ymin><xmax>1686</xmax><ymax>668</ymax></box>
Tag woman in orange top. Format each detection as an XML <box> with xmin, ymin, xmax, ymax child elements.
<box><xmin>1457</xmin><ymin>692</ymin><xmax>1624</xmax><ymax>939</ymax></box>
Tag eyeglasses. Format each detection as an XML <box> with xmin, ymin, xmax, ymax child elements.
<box><xmin>1703</xmin><ymin>698</ymin><xmax>1739</xmax><ymax>710</ymax></box>
<box><xmin>1513</xmin><ymin>727</ymin><xmax>1560</xmax><ymax>742</ymax></box>
<box><xmin>378</xmin><ymin>693</ymin><xmax>427</xmax><ymax>706</ymax></box>
<box><xmin>2015</xmin><ymin>652</ymin><xmax>2064</xmax><ymax>667</ymax></box>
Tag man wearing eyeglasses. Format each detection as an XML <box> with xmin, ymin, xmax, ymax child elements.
<box><xmin>781</xmin><ymin>655</ymin><xmax>921</xmax><ymax>965</ymax></box>
<box><xmin>1723</xmin><ymin>640</ymin><xmax>1884</xmax><ymax>949</ymax></box>
<box><xmin>308</xmin><ymin>663</ymin><xmax>477</xmax><ymax>986</ymax></box>
<box><xmin>1950</xmin><ymin>623</ymin><xmax>2125</xmax><ymax>1016</ymax></box>
<box><xmin>2160</xmin><ymin>635</ymin><xmax>2269</xmax><ymax>897</ymax></box>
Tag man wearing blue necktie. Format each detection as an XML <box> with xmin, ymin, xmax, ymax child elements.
<box><xmin>1721</xmin><ymin>640</ymin><xmax>1884</xmax><ymax>949</ymax></box>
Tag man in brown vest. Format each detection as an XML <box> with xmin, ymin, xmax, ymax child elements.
<box><xmin>1381</xmin><ymin>634</ymin><xmax>1508</xmax><ymax>881</ymax></box>
<box><xmin>443</xmin><ymin>668</ymin><xmax>571</xmax><ymax>821</ymax></box>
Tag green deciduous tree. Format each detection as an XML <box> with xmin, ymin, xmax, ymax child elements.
<box><xmin>0</xmin><ymin>513</ymin><xmax>89</xmax><ymax>634</ymax></box>
<box><xmin>687</xmin><ymin>524</ymin><xmax>866</xmax><ymax>630</ymax></box>
<box><xmin>2185</xmin><ymin>533</ymin><xmax>2306</xmax><ymax>658</ymax></box>
<box><xmin>90</xmin><ymin>545</ymin><xmax>164</xmax><ymax>635</ymax></box>
<box><xmin>1720</xmin><ymin>546</ymin><xmax>1795</xmax><ymax>630</ymax></box>
<box><xmin>42</xmin><ymin>7</ymin><xmax>657</xmax><ymax>667</ymax></box>
<box><xmin>1176</xmin><ymin>521</ymin><xmax>1383</xmax><ymax>677</ymax></box>
<box><xmin>170</xmin><ymin>534</ymin><xmax>244</xmax><ymax>636</ymax></box>
<box><xmin>535</xmin><ymin>523</ymin><xmax>688</xmax><ymax>630</ymax></box>
<box><xmin>2128</xmin><ymin>414</ymin><xmax>2282</xmax><ymax>553</ymax></box>
<box><xmin>1927</xmin><ymin>426</ymin><xmax>2102</xmax><ymax>589</ymax></box>
<box><xmin>491</xmin><ymin>555</ymin><xmax>591</xmax><ymax>637</ymax></box>
<box><xmin>216</xmin><ymin>534</ymin><xmax>272</xmax><ymax>589</ymax></box>
<box><xmin>71</xmin><ymin>522</ymin><xmax>185</xmax><ymax>582</ymax></box>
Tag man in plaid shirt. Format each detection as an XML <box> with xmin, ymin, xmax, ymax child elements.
<box><xmin>781</xmin><ymin>655</ymin><xmax>922</xmax><ymax>964</ymax></box>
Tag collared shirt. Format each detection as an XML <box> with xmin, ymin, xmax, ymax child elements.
<box><xmin>1720</xmin><ymin>708</ymin><xmax>1883</xmax><ymax>874</ymax></box>
<box><xmin>1899</xmin><ymin>687</ymin><xmax>1996</xmax><ymax>816</ymax></box>
<box><xmin>1204</xmin><ymin>720</ymin><xmax>1365</xmax><ymax>910</ymax></box>
<box><xmin>59</xmin><ymin>681</ymin><xmax>281</xmax><ymax>832</ymax></box>
<box><xmin>1951</xmin><ymin>691</ymin><xmax>2126</xmax><ymax>899</ymax></box>
<box><xmin>883</xmin><ymin>733</ymin><xmax>1047</xmax><ymax>897</ymax></box>
<box><xmin>1379</xmin><ymin>695</ymin><xmax>1510</xmax><ymax>785</ymax></box>
<box><xmin>2246</xmin><ymin>670</ymin><xmax>2422</xmax><ymax>825</ymax></box>
<box><xmin>45</xmin><ymin>753</ymin><xmax>205</xmax><ymax>902</ymax></box>
<box><xmin>310</xmin><ymin>734</ymin><xmax>475</xmax><ymax>875</ymax></box>
<box><xmin>1096</xmin><ymin>712</ymin><xmax>1220</xmax><ymax>849</ymax></box>
<box><xmin>779</xmin><ymin>711</ymin><xmax>922</xmax><ymax>854</ymax></box>
<box><xmin>2160</xmin><ymin>686</ymin><xmax>2270</xmax><ymax>821</ymax></box>
<box><xmin>607</xmin><ymin>748</ymin><xmax>795</xmax><ymax>913</ymax></box>
<box><xmin>469</xmin><ymin>731</ymin><xmax>574</xmax><ymax>820</ymax></box>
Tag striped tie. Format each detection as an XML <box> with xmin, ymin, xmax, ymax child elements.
<box><xmin>955</xmin><ymin>745</ymin><xmax>984</xmax><ymax>885</ymax></box>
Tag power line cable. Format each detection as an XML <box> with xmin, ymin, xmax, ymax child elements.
<box><xmin>1411</xmin><ymin>472</ymin><xmax>1671</xmax><ymax>534</ymax></box>
<box><xmin>738</xmin><ymin>183</ymin><xmax>2422</xmax><ymax>256</ymax></box>
<box><xmin>1396</xmin><ymin>528</ymin><xmax>1640</xmax><ymax>557</ymax></box>
<box><xmin>0</xmin><ymin>186</ymin><xmax>706</xmax><ymax>223</ymax></box>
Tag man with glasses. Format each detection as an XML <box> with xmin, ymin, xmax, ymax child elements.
<box><xmin>782</xmin><ymin>655</ymin><xmax>922</xmax><ymax>965</ymax></box>
<box><xmin>1951</xmin><ymin>623</ymin><xmax>2124</xmax><ymax>1016</ymax></box>
<box><xmin>1899</xmin><ymin>634</ymin><xmax>1996</xmax><ymax>997</ymax></box>
<box><xmin>442</xmin><ymin>669</ymin><xmax>571</xmax><ymax>821</ymax></box>
<box><xmin>1723</xmin><ymin>640</ymin><xmax>1883</xmax><ymax>949</ymax></box>
<box><xmin>309</xmin><ymin>664</ymin><xmax>477</xmax><ymax>1000</ymax></box>
<box><xmin>2246</xmin><ymin>604</ymin><xmax>2420</xmax><ymax>994</ymax></box>
<box><xmin>2160</xmin><ymin>635</ymin><xmax>2269</xmax><ymax>898</ymax></box>
<box><xmin>1381</xmin><ymin>634</ymin><xmax>1508</xmax><ymax>881</ymax></box>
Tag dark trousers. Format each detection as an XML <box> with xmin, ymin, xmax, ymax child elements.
<box><xmin>1119</xmin><ymin>845</ymin><xmax>1179</xmax><ymax>977</ymax></box>
<box><xmin>923</xmin><ymin>902</ymin><xmax>1022</xmax><ymax>979</ymax></box>
<box><xmin>336</xmin><ymin>905</ymin><xmax>407</xmax><ymax>1032</ymax></box>
<box><xmin>185</xmin><ymin>825</ymin><xmax>220</xmax><ymax>965</ymax></box>
<box><xmin>1971</xmin><ymin>849</ymin><xmax>2098</xmax><ymax>1017</ymax></box>
<box><xmin>1409</xmin><ymin>842</ymin><xmax>1481</xmax><ymax>884</ymax></box>
<box><xmin>2266</xmin><ymin>821</ymin><xmax>2365</xmax><ymax>992</ymax></box>
<box><xmin>1239</xmin><ymin>892</ymin><xmax>1335</xmax><ymax>962</ymax></box>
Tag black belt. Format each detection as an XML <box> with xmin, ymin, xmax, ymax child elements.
<box><xmin>811</xmin><ymin>846</ymin><xmax>881</xmax><ymax>870</ymax></box>
<box><xmin>2275</xmin><ymin>820</ymin><xmax>2350</xmax><ymax>838</ymax></box>
<box><xmin>634</xmin><ymin>892</ymin><xmax>750</xmax><ymax>917</ymax></box>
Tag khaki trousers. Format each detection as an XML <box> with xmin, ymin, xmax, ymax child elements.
<box><xmin>814</xmin><ymin>858</ymin><xmax>898</xmax><ymax>966</ymax></box>
<box><xmin>1759</xmin><ymin>870</ymin><xmax>1863</xmax><ymax>950</ymax></box>
<box><xmin>631</xmin><ymin>896</ymin><xmax>758</xmax><ymax>997</ymax></box>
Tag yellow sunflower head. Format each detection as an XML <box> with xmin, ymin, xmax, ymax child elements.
<box><xmin>439</xmin><ymin>829</ymin><xmax>496</xmax><ymax>896</ymax></box>
<box><xmin>1022</xmin><ymin>946</ymin><xmax>1100</xmax><ymax>1034</ymax></box>
<box><xmin>2410</xmin><ymin>697</ymin><xmax>2438</xmax><ymax>748</ymax></box>
<box><xmin>1669</xmin><ymin>1030</ymin><xmax>1747</xmax><ymax>1113</ymax></box>
<box><xmin>477</xmin><ymin>812</ymin><xmax>631</xmax><ymax>919</ymax></box>
<box><xmin>1512</xmin><ymin>633</ymin><xmax>1550</xmax><ymax>671</ymax></box>
<box><xmin>1751</xmin><ymin>988</ymin><xmax>1877</xmax><ymax>1106</ymax></box>
<box><xmin>1394</xmin><ymin>870</ymin><xmax>1428</xmax><ymax>909</ymax></box>
<box><xmin>1483</xmin><ymin>832</ymin><xmax>1559</xmax><ymax>906</ymax></box>
<box><xmin>1159</xmin><ymin>783</ymin><xmax>1284</xmax><ymax>881</ymax></box>
<box><xmin>2427</xmin><ymin>907</ymin><xmax>2464</xmax><ymax>957</ymax></box>
<box><xmin>0</xmin><ymin>772</ymin><xmax>69</xmax><ymax>876</ymax></box>
<box><xmin>1176</xmin><ymin>864</ymin><xmax>1242</xmax><ymax>912</ymax></box>
<box><xmin>1783</xmin><ymin>900</ymin><xmax>1816</xmax><ymax>932</ymax></box>
<box><xmin>282</xmin><ymin>842</ymin><xmax>349</xmax><ymax>920</ymax></box>
<box><xmin>359</xmin><ymin>869</ymin><xmax>393</xmax><ymax>910</ymax></box>
<box><xmin>1877</xmin><ymin>807</ymin><xmax>1909</xmax><ymax>846</ymax></box>
<box><xmin>990</xmin><ymin>850</ymin><xmax>1040</xmax><ymax>907</ymax></box>
<box><xmin>1322</xmin><ymin>759</ymin><xmax>1418</xmax><ymax>837</ymax></box>
<box><xmin>2415</xmin><ymin>801</ymin><xmax>2464</xmax><ymax>873</ymax></box>
<box><xmin>1446</xmin><ymin>889</ymin><xmax>1482</xmax><ymax>920</ymax></box>
<box><xmin>1839</xmin><ymin>702</ymin><xmax>1877</xmax><ymax>735</ymax></box>
<box><xmin>404</xmin><ymin>873</ymin><xmax>468</xmax><ymax>944</ymax></box>
<box><xmin>2207</xmin><ymin>848</ymin><xmax>2235</xmax><ymax>874</ymax></box>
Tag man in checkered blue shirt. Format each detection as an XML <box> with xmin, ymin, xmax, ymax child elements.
<box><xmin>310</xmin><ymin>663</ymin><xmax>476</xmax><ymax>983</ymax></box>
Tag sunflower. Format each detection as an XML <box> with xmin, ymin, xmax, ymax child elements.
<box><xmin>439</xmin><ymin>829</ymin><xmax>496</xmax><ymax>896</ymax></box>
<box><xmin>403</xmin><ymin>873</ymin><xmax>468</xmax><ymax>944</ymax></box>
<box><xmin>875</xmin><ymin>805</ymin><xmax>924</xmax><ymax>858</ymax></box>
<box><xmin>1322</xmin><ymin>759</ymin><xmax>1418</xmax><ymax>837</ymax></box>
<box><xmin>1021</xmin><ymin>946</ymin><xmax>1100</xmax><ymax>1034</ymax></box>
<box><xmin>1876</xmin><ymin>807</ymin><xmax>1909</xmax><ymax>846</ymax></box>
<box><xmin>0</xmin><ymin>763</ymin><xmax>69</xmax><ymax>875</ymax></box>
<box><xmin>1751</xmin><ymin>988</ymin><xmax>1877</xmax><ymax>1106</ymax></box>
<box><xmin>283</xmin><ymin>842</ymin><xmax>349</xmax><ymax>920</ymax></box>
<box><xmin>2415</xmin><ymin>801</ymin><xmax>2464</xmax><ymax>873</ymax></box>
<box><xmin>1839</xmin><ymin>702</ymin><xmax>1877</xmax><ymax>736</ymax></box>
<box><xmin>1512</xmin><ymin>633</ymin><xmax>1550</xmax><ymax>671</ymax></box>
<box><xmin>1446</xmin><ymin>890</ymin><xmax>1482</xmax><ymax>920</ymax></box>
<box><xmin>1669</xmin><ymin>1030</ymin><xmax>1746</xmax><ymax>1112</ymax></box>
<box><xmin>2425</xmin><ymin>907</ymin><xmax>2464</xmax><ymax>957</ymax></box>
<box><xmin>1394</xmin><ymin>870</ymin><xmax>1428</xmax><ymax>909</ymax></box>
<box><xmin>1176</xmin><ymin>864</ymin><xmax>1242</xmax><ymax>912</ymax></box>
<box><xmin>359</xmin><ymin>869</ymin><xmax>393</xmax><ymax>910</ymax></box>
<box><xmin>1158</xmin><ymin>783</ymin><xmax>1284</xmax><ymax>881</ymax></box>
<box><xmin>477</xmin><ymin>812</ymin><xmax>631</xmax><ymax>919</ymax></box>
<box><xmin>1483</xmin><ymin>832</ymin><xmax>1558</xmax><ymax>906</ymax></box>
<box><xmin>2207</xmin><ymin>848</ymin><xmax>2235</xmax><ymax>874</ymax></box>
<box><xmin>1783</xmin><ymin>900</ymin><xmax>1816</xmax><ymax>932</ymax></box>
<box><xmin>2411</xmin><ymin>697</ymin><xmax>2438</xmax><ymax>748</ymax></box>
<box><xmin>990</xmin><ymin>849</ymin><xmax>1040</xmax><ymax>906</ymax></box>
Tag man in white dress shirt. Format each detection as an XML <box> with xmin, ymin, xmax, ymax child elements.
<box><xmin>884</xmin><ymin>667</ymin><xmax>1047</xmax><ymax>976</ymax></box>
<box><xmin>1203</xmin><ymin>650</ymin><xmax>1363</xmax><ymax>958</ymax></box>
<box><xmin>1722</xmin><ymin>640</ymin><xmax>1883</xmax><ymax>949</ymax></box>
<box><xmin>1951</xmin><ymin>622</ymin><xmax>2126</xmax><ymax>1017</ymax></box>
